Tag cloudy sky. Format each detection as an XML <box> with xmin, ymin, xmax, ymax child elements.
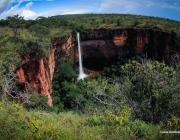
<box><xmin>0</xmin><ymin>0</ymin><xmax>180</xmax><ymax>21</ymax></box>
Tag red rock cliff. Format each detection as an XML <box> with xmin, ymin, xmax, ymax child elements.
<box><xmin>75</xmin><ymin>28</ymin><xmax>180</xmax><ymax>66</ymax></box>
<box><xmin>15</xmin><ymin>28</ymin><xmax>180</xmax><ymax>106</ymax></box>
<box><xmin>16</xmin><ymin>35</ymin><xmax>72</xmax><ymax>106</ymax></box>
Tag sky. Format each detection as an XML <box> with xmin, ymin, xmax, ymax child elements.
<box><xmin>0</xmin><ymin>0</ymin><xmax>180</xmax><ymax>21</ymax></box>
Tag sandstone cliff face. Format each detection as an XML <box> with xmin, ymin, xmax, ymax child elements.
<box><xmin>75</xmin><ymin>28</ymin><xmax>180</xmax><ymax>70</ymax></box>
<box><xmin>16</xmin><ymin>35</ymin><xmax>72</xmax><ymax>106</ymax></box>
<box><xmin>16</xmin><ymin>28</ymin><xmax>180</xmax><ymax>106</ymax></box>
<box><xmin>53</xmin><ymin>35</ymin><xmax>73</xmax><ymax>71</ymax></box>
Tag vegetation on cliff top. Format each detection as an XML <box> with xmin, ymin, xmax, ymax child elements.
<box><xmin>0</xmin><ymin>13</ymin><xmax>180</xmax><ymax>76</ymax></box>
<box><xmin>1</xmin><ymin>14</ymin><xmax>180</xmax><ymax>38</ymax></box>
<box><xmin>0</xmin><ymin>14</ymin><xmax>180</xmax><ymax>60</ymax></box>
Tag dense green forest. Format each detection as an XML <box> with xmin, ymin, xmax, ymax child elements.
<box><xmin>0</xmin><ymin>14</ymin><xmax>180</xmax><ymax>139</ymax></box>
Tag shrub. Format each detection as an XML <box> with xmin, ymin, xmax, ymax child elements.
<box><xmin>58</xmin><ymin>61</ymin><xmax>77</xmax><ymax>82</ymax></box>
<box><xmin>121</xmin><ymin>60</ymin><xmax>180</xmax><ymax>123</ymax></box>
<box><xmin>0</xmin><ymin>101</ymin><xmax>29</xmax><ymax>140</ymax></box>
<box><xmin>86</xmin><ymin>115</ymin><xmax>102</xmax><ymax>126</ymax></box>
<box><xmin>104</xmin><ymin>107</ymin><xmax>131</xmax><ymax>125</ymax></box>
<box><xmin>127</xmin><ymin>120</ymin><xmax>161</xmax><ymax>140</ymax></box>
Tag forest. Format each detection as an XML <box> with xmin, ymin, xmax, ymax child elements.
<box><xmin>0</xmin><ymin>14</ymin><xmax>180</xmax><ymax>139</ymax></box>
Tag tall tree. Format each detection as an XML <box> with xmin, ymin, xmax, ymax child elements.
<box><xmin>6</xmin><ymin>14</ymin><xmax>24</xmax><ymax>40</ymax></box>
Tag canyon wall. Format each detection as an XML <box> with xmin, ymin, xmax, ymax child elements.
<box><xmin>75</xmin><ymin>28</ymin><xmax>180</xmax><ymax>69</ymax></box>
<box><xmin>16</xmin><ymin>28</ymin><xmax>180</xmax><ymax>106</ymax></box>
<box><xmin>16</xmin><ymin>35</ymin><xmax>73</xmax><ymax>106</ymax></box>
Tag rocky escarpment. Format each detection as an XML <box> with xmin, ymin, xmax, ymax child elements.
<box><xmin>16</xmin><ymin>28</ymin><xmax>180</xmax><ymax>106</ymax></box>
<box><xmin>16</xmin><ymin>35</ymin><xmax>73</xmax><ymax>106</ymax></box>
<box><xmin>74</xmin><ymin>28</ymin><xmax>180</xmax><ymax>70</ymax></box>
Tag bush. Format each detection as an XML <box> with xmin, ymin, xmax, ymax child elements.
<box><xmin>23</xmin><ymin>94</ymin><xmax>49</xmax><ymax>111</ymax></box>
<box><xmin>86</xmin><ymin>115</ymin><xmax>102</xmax><ymax>126</ymax></box>
<box><xmin>127</xmin><ymin>120</ymin><xmax>161</xmax><ymax>140</ymax></box>
<box><xmin>58</xmin><ymin>61</ymin><xmax>77</xmax><ymax>82</ymax></box>
<box><xmin>0</xmin><ymin>101</ymin><xmax>29</xmax><ymax>140</ymax></box>
<box><xmin>121</xmin><ymin>59</ymin><xmax>180</xmax><ymax>123</ymax></box>
<box><xmin>105</xmin><ymin>107</ymin><xmax>131</xmax><ymax>125</ymax></box>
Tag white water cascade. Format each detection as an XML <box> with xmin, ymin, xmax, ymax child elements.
<box><xmin>77</xmin><ymin>32</ymin><xmax>87</xmax><ymax>80</ymax></box>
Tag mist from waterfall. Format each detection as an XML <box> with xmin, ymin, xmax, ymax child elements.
<box><xmin>77</xmin><ymin>32</ymin><xmax>87</xmax><ymax>80</ymax></box>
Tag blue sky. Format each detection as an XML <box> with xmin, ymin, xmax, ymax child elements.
<box><xmin>0</xmin><ymin>0</ymin><xmax>180</xmax><ymax>21</ymax></box>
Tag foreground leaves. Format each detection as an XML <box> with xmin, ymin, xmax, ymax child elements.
<box><xmin>0</xmin><ymin>101</ymin><xmax>172</xmax><ymax>140</ymax></box>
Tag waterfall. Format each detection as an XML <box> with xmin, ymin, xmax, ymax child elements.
<box><xmin>77</xmin><ymin>32</ymin><xmax>87</xmax><ymax>80</ymax></box>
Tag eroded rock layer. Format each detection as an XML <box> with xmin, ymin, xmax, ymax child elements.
<box><xmin>16</xmin><ymin>28</ymin><xmax>180</xmax><ymax>106</ymax></box>
<box><xmin>74</xmin><ymin>28</ymin><xmax>180</xmax><ymax>70</ymax></box>
<box><xmin>16</xmin><ymin>35</ymin><xmax>72</xmax><ymax>106</ymax></box>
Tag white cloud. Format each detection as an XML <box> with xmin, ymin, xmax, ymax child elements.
<box><xmin>1</xmin><ymin>0</ymin><xmax>180</xmax><ymax>20</ymax></box>
<box><xmin>0</xmin><ymin>0</ymin><xmax>15</xmax><ymax>14</ymax></box>
<box><xmin>0</xmin><ymin>0</ymin><xmax>36</xmax><ymax>19</ymax></box>
<box><xmin>21</xmin><ymin>2</ymin><xmax>36</xmax><ymax>18</ymax></box>
<box><xmin>146</xmin><ymin>1</ymin><xmax>154</xmax><ymax>7</ymax></box>
<box><xmin>31</xmin><ymin>9</ymin><xmax>91</xmax><ymax>19</ymax></box>
<box><xmin>0</xmin><ymin>0</ymin><xmax>91</xmax><ymax>20</ymax></box>
<box><xmin>161</xmin><ymin>2</ymin><xmax>180</xmax><ymax>10</ymax></box>
<box><xmin>22</xmin><ymin>10</ymin><xmax>36</xmax><ymax>19</ymax></box>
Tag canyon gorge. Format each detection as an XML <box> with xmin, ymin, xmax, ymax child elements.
<box><xmin>15</xmin><ymin>28</ymin><xmax>180</xmax><ymax>106</ymax></box>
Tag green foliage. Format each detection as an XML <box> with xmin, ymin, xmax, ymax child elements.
<box><xmin>2</xmin><ymin>14</ymin><xmax>180</xmax><ymax>38</ymax></box>
<box><xmin>0</xmin><ymin>101</ymin><xmax>29</xmax><ymax>140</ymax></box>
<box><xmin>86</xmin><ymin>115</ymin><xmax>102</xmax><ymax>126</ymax></box>
<box><xmin>29</xmin><ymin>24</ymin><xmax>50</xmax><ymax>38</ymax></box>
<box><xmin>0</xmin><ymin>37</ymin><xmax>21</xmax><ymax>72</ymax></box>
<box><xmin>127</xmin><ymin>120</ymin><xmax>162</xmax><ymax>140</ymax></box>
<box><xmin>1</xmin><ymin>13</ymin><xmax>180</xmax><ymax>139</ymax></box>
<box><xmin>6</xmin><ymin>14</ymin><xmax>24</xmax><ymax>40</ymax></box>
<box><xmin>18</xmin><ymin>40</ymin><xmax>50</xmax><ymax>59</ymax></box>
<box><xmin>24</xmin><ymin>94</ymin><xmax>48</xmax><ymax>110</ymax></box>
<box><xmin>58</xmin><ymin>61</ymin><xmax>77</xmax><ymax>82</ymax></box>
<box><xmin>103</xmin><ymin>56</ymin><xmax>142</xmax><ymax>78</ymax></box>
<box><xmin>84</xmin><ymin>77</ymin><xmax>128</xmax><ymax>112</ymax></box>
<box><xmin>133</xmin><ymin>20</ymin><xmax>141</xmax><ymax>26</ymax></box>
<box><xmin>0</xmin><ymin>101</ymin><xmax>165</xmax><ymax>140</ymax></box>
<box><xmin>0</xmin><ymin>38</ymin><xmax>21</xmax><ymax>96</ymax></box>
<box><xmin>121</xmin><ymin>59</ymin><xmax>180</xmax><ymax>123</ymax></box>
<box><xmin>164</xmin><ymin>115</ymin><xmax>180</xmax><ymax>130</ymax></box>
<box><xmin>0</xmin><ymin>51</ymin><xmax>20</xmax><ymax>72</ymax></box>
<box><xmin>52</xmin><ymin>62</ymin><xmax>80</xmax><ymax>111</ymax></box>
<box><xmin>105</xmin><ymin>107</ymin><xmax>131</xmax><ymax>125</ymax></box>
<box><xmin>61</xmin><ymin>81</ymin><xmax>84</xmax><ymax>109</ymax></box>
